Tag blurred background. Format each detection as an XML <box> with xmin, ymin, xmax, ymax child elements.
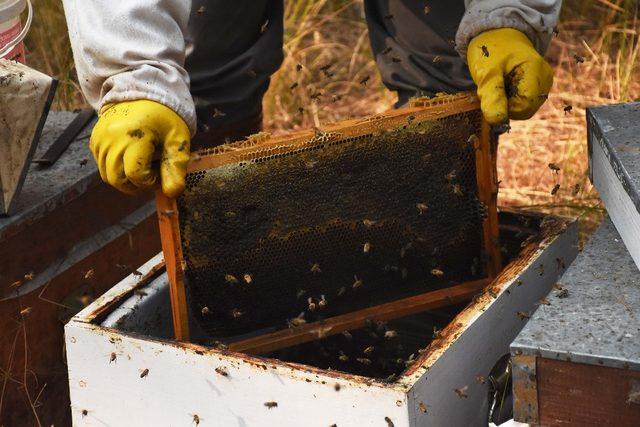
<box><xmin>26</xmin><ymin>0</ymin><xmax>640</xmax><ymax>236</ymax></box>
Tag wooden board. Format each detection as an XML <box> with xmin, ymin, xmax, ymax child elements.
<box><xmin>229</xmin><ymin>279</ymin><xmax>489</xmax><ymax>354</ymax></box>
<box><xmin>155</xmin><ymin>190</ymin><xmax>190</xmax><ymax>341</ymax></box>
<box><xmin>537</xmin><ymin>358</ymin><xmax>640</xmax><ymax>426</ymax></box>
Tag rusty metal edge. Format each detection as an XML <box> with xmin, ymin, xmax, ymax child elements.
<box><xmin>512</xmin><ymin>354</ymin><xmax>539</xmax><ymax>424</ymax></box>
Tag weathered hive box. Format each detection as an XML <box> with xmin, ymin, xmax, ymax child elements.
<box><xmin>66</xmin><ymin>210</ymin><xmax>577</xmax><ymax>426</ymax></box>
<box><xmin>511</xmin><ymin>218</ymin><xmax>640</xmax><ymax>426</ymax></box>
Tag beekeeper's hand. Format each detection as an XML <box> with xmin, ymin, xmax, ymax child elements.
<box><xmin>467</xmin><ymin>28</ymin><xmax>554</xmax><ymax>125</ymax></box>
<box><xmin>90</xmin><ymin>100</ymin><xmax>191</xmax><ymax>198</ymax></box>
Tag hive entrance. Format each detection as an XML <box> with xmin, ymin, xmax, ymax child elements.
<box><xmin>156</xmin><ymin>92</ymin><xmax>500</xmax><ymax>353</ymax></box>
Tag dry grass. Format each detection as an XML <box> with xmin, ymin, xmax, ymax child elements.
<box><xmin>23</xmin><ymin>0</ymin><xmax>640</xmax><ymax>234</ymax></box>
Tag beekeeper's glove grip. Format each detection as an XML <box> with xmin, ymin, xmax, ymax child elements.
<box><xmin>90</xmin><ymin>100</ymin><xmax>191</xmax><ymax>198</ymax></box>
<box><xmin>467</xmin><ymin>28</ymin><xmax>554</xmax><ymax>125</ymax></box>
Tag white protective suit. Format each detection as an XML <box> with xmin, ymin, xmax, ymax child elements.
<box><xmin>62</xmin><ymin>0</ymin><xmax>561</xmax><ymax>136</ymax></box>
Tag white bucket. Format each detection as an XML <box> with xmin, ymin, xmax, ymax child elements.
<box><xmin>0</xmin><ymin>0</ymin><xmax>31</xmax><ymax>63</ymax></box>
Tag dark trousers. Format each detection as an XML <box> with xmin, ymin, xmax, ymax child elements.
<box><xmin>187</xmin><ymin>0</ymin><xmax>473</xmax><ymax>143</ymax></box>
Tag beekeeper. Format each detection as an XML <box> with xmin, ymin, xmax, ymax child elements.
<box><xmin>62</xmin><ymin>1</ymin><xmax>560</xmax><ymax>197</ymax></box>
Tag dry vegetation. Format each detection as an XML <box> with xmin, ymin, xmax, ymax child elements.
<box><xmin>24</xmin><ymin>0</ymin><xmax>640</xmax><ymax>235</ymax></box>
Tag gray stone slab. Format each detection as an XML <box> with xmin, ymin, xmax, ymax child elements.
<box><xmin>512</xmin><ymin>217</ymin><xmax>640</xmax><ymax>370</ymax></box>
<box><xmin>0</xmin><ymin>111</ymin><xmax>98</xmax><ymax>240</ymax></box>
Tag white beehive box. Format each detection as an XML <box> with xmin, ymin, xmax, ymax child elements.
<box><xmin>65</xmin><ymin>211</ymin><xmax>577</xmax><ymax>427</ymax></box>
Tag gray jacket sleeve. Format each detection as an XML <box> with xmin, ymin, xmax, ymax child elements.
<box><xmin>456</xmin><ymin>0</ymin><xmax>562</xmax><ymax>59</ymax></box>
<box><xmin>62</xmin><ymin>0</ymin><xmax>196</xmax><ymax>135</ymax></box>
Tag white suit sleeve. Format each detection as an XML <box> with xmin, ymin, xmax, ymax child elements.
<box><xmin>62</xmin><ymin>0</ymin><xmax>196</xmax><ymax>134</ymax></box>
<box><xmin>456</xmin><ymin>0</ymin><xmax>562</xmax><ymax>59</ymax></box>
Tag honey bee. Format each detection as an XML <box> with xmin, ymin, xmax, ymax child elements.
<box><xmin>553</xmin><ymin>26</ymin><xmax>559</xmax><ymax>37</ymax></box>
<box><xmin>231</xmin><ymin>308</ymin><xmax>244</xmax><ymax>319</ymax></box>
<box><xmin>20</xmin><ymin>307</ymin><xmax>32</xmax><ymax>317</ymax></box>
<box><xmin>574</xmin><ymin>54</ymin><xmax>585</xmax><ymax>63</ymax></box>
<box><xmin>431</xmin><ymin>268</ymin><xmax>444</xmax><ymax>277</ymax></box>
<box><xmin>363</xmin><ymin>346</ymin><xmax>375</xmax><ymax>355</ymax></box>
<box><xmin>418</xmin><ymin>402</ymin><xmax>428</xmax><ymax>413</ymax></box>
<box><xmin>331</xmin><ymin>94</ymin><xmax>342</xmax><ymax>102</ymax></box>
<box><xmin>298</xmin><ymin>107</ymin><xmax>305</xmax><ymax>114</ymax></box>
<box><xmin>481</xmin><ymin>45</ymin><xmax>490</xmax><ymax>57</ymax></box>
<box><xmin>516</xmin><ymin>311</ymin><xmax>530</xmax><ymax>320</ymax></box>
<box><xmin>84</xmin><ymin>269</ymin><xmax>95</xmax><ymax>280</ymax></box>
<box><xmin>572</xmin><ymin>183</ymin><xmax>580</xmax><ymax>195</ymax></box>
<box><xmin>260</xmin><ymin>20</ymin><xmax>269</xmax><ymax>33</ymax></box>
<box><xmin>356</xmin><ymin>358</ymin><xmax>371</xmax><ymax>365</ymax></box>
<box><xmin>192</xmin><ymin>414</ymin><xmax>201</xmax><ymax>425</ymax></box>
<box><xmin>337</xmin><ymin>287</ymin><xmax>346</xmax><ymax>297</ymax></box>
<box><xmin>445</xmin><ymin>170</ymin><xmax>457</xmax><ymax>182</ymax></box>
<box><xmin>307</xmin><ymin>297</ymin><xmax>317</xmax><ymax>312</ymax></box>
<box><xmin>548</xmin><ymin>162</ymin><xmax>561</xmax><ymax>173</ymax></box>
<box><xmin>140</xmin><ymin>368</ymin><xmax>149</xmax><ymax>378</ymax></box>
<box><xmin>385</xmin><ymin>416</ymin><xmax>395</xmax><ymax>427</ymax></box>
<box><xmin>391</xmin><ymin>57</ymin><xmax>402</xmax><ymax>63</ymax></box>
<box><xmin>10</xmin><ymin>280</ymin><xmax>21</xmax><ymax>288</ymax></box>
<box><xmin>212</xmin><ymin>108</ymin><xmax>226</xmax><ymax>119</ymax></box>
<box><xmin>454</xmin><ymin>386</ymin><xmax>468</xmax><ymax>398</ymax></box>
<box><xmin>197</xmin><ymin>6</ymin><xmax>206</xmax><ymax>14</ymax></box>
<box><xmin>363</xmin><ymin>242</ymin><xmax>372</xmax><ymax>254</ymax></box>
<box><xmin>213</xmin><ymin>341</ymin><xmax>229</xmax><ymax>350</ymax></box>
<box><xmin>362</xmin><ymin>219</ymin><xmax>377</xmax><ymax>227</ymax></box>
<box><xmin>416</xmin><ymin>202</ymin><xmax>428</xmax><ymax>215</ymax></box>
<box><xmin>338</xmin><ymin>351</ymin><xmax>349</xmax><ymax>362</ymax></box>
<box><xmin>264</xmin><ymin>401</ymin><xmax>278</xmax><ymax>409</ymax></box>
<box><xmin>382</xmin><ymin>46</ymin><xmax>392</xmax><ymax>55</ymax></box>
<box><xmin>407</xmin><ymin>115</ymin><xmax>416</xmax><ymax>124</ymax></box>
<box><xmin>225</xmin><ymin>274</ymin><xmax>239</xmax><ymax>284</ymax></box>
<box><xmin>452</xmin><ymin>183</ymin><xmax>463</xmax><ymax>196</ymax></box>
<box><xmin>201</xmin><ymin>306</ymin><xmax>210</xmax><ymax>316</ymax></box>
<box><xmin>384</xmin><ymin>330</ymin><xmax>397</xmax><ymax>339</ymax></box>
<box><xmin>475</xmin><ymin>375</ymin><xmax>486</xmax><ymax>384</ymax></box>
<box><xmin>296</xmin><ymin>63</ymin><xmax>303</xmax><ymax>72</ymax></box>
<box><xmin>318</xmin><ymin>295</ymin><xmax>328</xmax><ymax>309</ymax></box>
<box><xmin>432</xmin><ymin>55</ymin><xmax>441</xmax><ymax>63</ymax></box>
<box><xmin>539</xmin><ymin>297</ymin><xmax>551</xmax><ymax>306</ymax></box>
<box><xmin>352</xmin><ymin>275</ymin><xmax>364</xmax><ymax>289</ymax></box>
<box><xmin>288</xmin><ymin>313</ymin><xmax>307</xmax><ymax>328</ymax></box>
<box><xmin>360</xmin><ymin>76</ymin><xmax>370</xmax><ymax>86</ymax></box>
<box><xmin>564</xmin><ymin>105</ymin><xmax>573</xmax><ymax>114</ymax></box>
<box><xmin>334</xmin><ymin>383</ymin><xmax>341</xmax><ymax>391</ymax></box>
<box><xmin>551</xmin><ymin>184</ymin><xmax>560</xmax><ymax>195</ymax></box>
<box><xmin>424</xmin><ymin>5</ymin><xmax>431</xmax><ymax>14</ymax></box>
<box><xmin>289</xmin><ymin>82</ymin><xmax>299</xmax><ymax>90</ymax></box>
<box><xmin>24</xmin><ymin>271</ymin><xmax>35</xmax><ymax>281</ymax></box>
<box><xmin>556</xmin><ymin>288</ymin><xmax>569</xmax><ymax>298</ymax></box>
<box><xmin>243</xmin><ymin>273</ymin><xmax>253</xmax><ymax>284</ymax></box>
<box><xmin>310</xmin><ymin>91</ymin><xmax>322</xmax><ymax>100</ymax></box>
<box><xmin>82</xmin><ymin>409</ymin><xmax>88</xmax><ymax>417</ymax></box>
<box><xmin>110</xmin><ymin>352</ymin><xmax>116</xmax><ymax>363</ymax></box>
<box><xmin>342</xmin><ymin>330</ymin><xmax>353</xmax><ymax>340</ymax></box>
<box><xmin>310</xmin><ymin>263</ymin><xmax>322</xmax><ymax>274</ymax></box>
<box><xmin>215</xmin><ymin>366</ymin><xmax>228</xmax><ymax>377</ymax></box>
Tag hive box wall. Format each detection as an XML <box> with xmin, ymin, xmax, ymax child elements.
<box><xmin>65</xmin><ymin>212</ymin><xmax>578</xmax><ymax>427</ymax></box>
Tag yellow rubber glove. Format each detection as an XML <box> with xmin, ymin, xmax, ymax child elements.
<box><xmin>90</xmin><ymin>100</ymin><xmax>191</xmax><ymax>198</ymax></box>
<box><xmin>467</xmin><ymin>28</ymin><xmax>553</xmax><ymax>125</ymax></box>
